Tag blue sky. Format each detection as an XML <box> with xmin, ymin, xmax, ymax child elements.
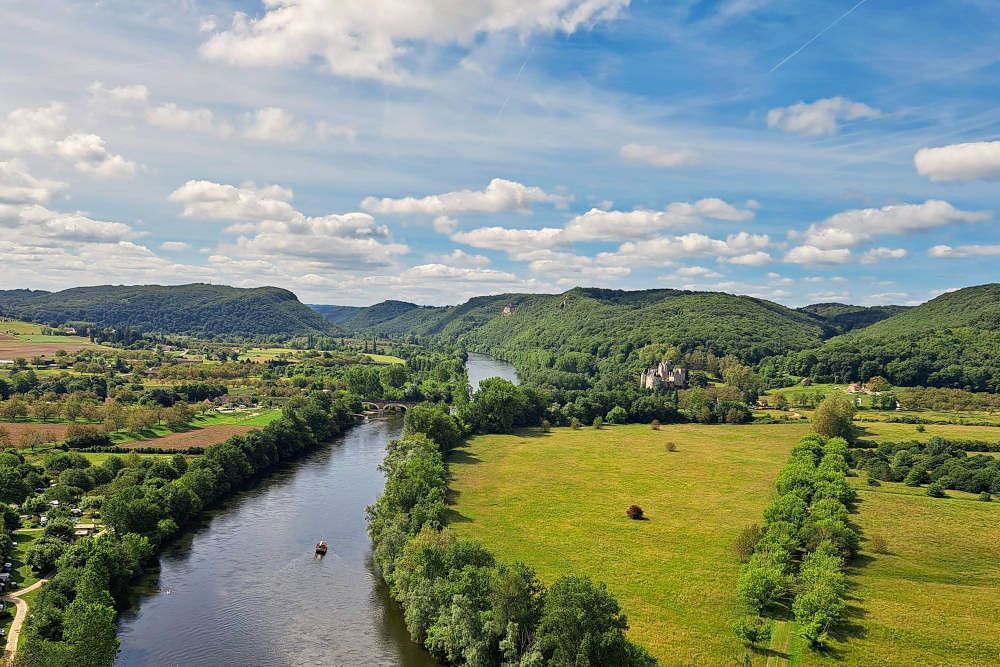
<box><xmin>0</xmin><ymin>0</ymin><xmax>997</xmax><ymax>305</ymax></box>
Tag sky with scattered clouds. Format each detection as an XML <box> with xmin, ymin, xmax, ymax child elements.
<box><xmin>1</xmin><ymin>0</ymin><xmax>998</xmax><ymax>306</ymax></box>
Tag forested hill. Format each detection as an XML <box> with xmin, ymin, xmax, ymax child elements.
<box><xmin>856</xmin><ymin>283</ymin><xmax>1000</xmax><ymax>336</ymax></box>
<box><xmin>308</xmin><ymin>304</ymin><xmax>362</xmax><ymax>325</ymax></box>
<box><xmin>0</xmin><ymin>284</ymin><xmax>339</xmax><ymax>337</ymax></box>
<box><xmin>309</xmin><ymin>302</ymin><xmax>428</xmax><ymax>331</ymax></box>
<box><xmin>798</xmin><ymin>302</ymin><xmax>910</xmax><ymax>333</ymax></box>
<box><xmin>781</xmin><ymin>284</ymin><xmax>1000</xmax><ymax>392</ymax></box>
<box><xmin>337</xmin><ymin>287</ymin><xmax>835</xmax><ymax>365</ymax></box>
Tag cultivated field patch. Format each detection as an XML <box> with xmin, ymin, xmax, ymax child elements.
<box><xmin>0</xmin><ymin>422</ymin><xmax>71</xmax><ymax>446</ymax></box>
<box><xmin>117</xmin><ymin>424</ymin><xmax>256</xmax><ymax>450</ymax></box>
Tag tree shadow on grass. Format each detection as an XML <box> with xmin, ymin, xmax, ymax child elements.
<box><xmin>447</xmin><ymin>448</ymin><xmax>482</xmax><ymax>466</ymax></box>
<box><xmin>443</xmin><ymin>507</ymin><xmax>473</xmax><ymax>524</ymax></box>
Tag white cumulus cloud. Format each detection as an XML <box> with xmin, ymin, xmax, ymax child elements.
<box><xmin>783</xmin><ymin>245</ymin><xmax>852</xmax><ymax>265</ymax></box>
<box><xmin>201</xmin><ymin>0</ymin><xmax>630</xmax><ymax>84</ymax></box>
<box><xmin>914</xmin><ymin>140</ymin><xmax>1000</xmax><ymax>182</ymax></box>
<box><xmin>362</xmin><ymin>178</ymin><xmax>570</xmax><ymax>216</ymax></box>
<box><xmin>767</xmin><ymin>97</ymin><xmax>881</xmax><ymax>136</ymax></box>
<box><xmin>799</xmin><ymin>200</ymin><xmax>990</xmax><ymax>249</ymax></box>
<box><xmin>927</xmin><ymin>244</ymin><xmax>1000</xmax><ymax>258</ymax></box>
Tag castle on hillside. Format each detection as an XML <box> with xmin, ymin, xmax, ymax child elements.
<box><xmin>640</xmin><ymin>360</ymin><xmax>688</xmax><ymax>390</ymax></box>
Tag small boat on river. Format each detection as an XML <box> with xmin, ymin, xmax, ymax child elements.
<box><xmin>315</xmin><ymin>540</ymin><xmax>328</xmax><ymax>555</ymax></box>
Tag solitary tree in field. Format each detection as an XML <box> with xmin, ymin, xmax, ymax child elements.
<box><xmin>812</xmin><ymin>395</ymin><xmax>855</xmax><ymax>440</ymax></box>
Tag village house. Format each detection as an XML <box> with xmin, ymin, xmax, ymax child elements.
<box><xmin>640</xmin><ymin>359</ymin><xmax>688</xmax><ymax>390</ymax></box>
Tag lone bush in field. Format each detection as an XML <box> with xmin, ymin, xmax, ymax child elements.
<box><xmin>541</xmin><ymin>419</ymin><xmax>551</xmax><ymax>433</ymax></box>
<box><xmin>732</xmin><ymin>615</ymin><xmax>772</xmax><ymax>647</ymax></box>
<box><xmin>870</xmin><ymin>534</ymin><xmax>889</xmax><ymax>554</ymax></box>
<box><xmin>570</xmin><ymin>417</ymin><xmax>581</xmax><ymax>430</ymax></box>
<box><xmin>592</xmin><ymin>416</ymin><xmax>603</xmax><ymax>429</ymax></box>
<box><xmin>927</xmin><ymin>481</ymin><xmax>946</xmax><ymax>498</ymax></box>
<box><xmin>735</xmin><ymin>524</ymin><xmax>763</xmax><ymax>562</ymax></box>
<box><xmin>626</xmin><ymin>505</ymin><xmax>644</xmax><ymax>520</ymax></box>
<box><xmin>979</xmin><ymin>491</ymin><xmax>992</xmax><ymax>502</ymax></box>
<box><xmin>813</xmin><ymin>395</ymin><xmax>856</xmax><ymax>440</ymax></box>
<box><xmin>605</xmin><ymin>406</ymin><xmax>627</xmax><ymax>424</ymax></box>
<box><xmin>666</xmin><ymin>441</ymin><xmax>677</xmax><ymax>452</ymax></box>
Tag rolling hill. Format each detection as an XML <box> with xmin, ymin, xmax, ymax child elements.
<box><xmin>0</xmin><ymin>284</ymin><xmax>339</xmax><ymax>338</ymax></box>
<box><xmin>798</xmin><ymin>302</ymin><xmax>910</xmax><ymax>333</ymax></box>
<box><xmin>787</xmin><ymin>284</ymin><xmax>1000</xmax><ymax>391</ymax></box>
<box><xmin>327</xmin><ymin>287</ymin><xmax>837</xmax><ymax>367</ymax></box>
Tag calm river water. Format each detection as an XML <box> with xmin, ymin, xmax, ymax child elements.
<box><xmin>115</xmin><ymin>354</ymin><xmax>518</xmax><ymax>666</ymax></box>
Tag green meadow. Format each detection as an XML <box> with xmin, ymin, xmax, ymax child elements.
<box><xmin>448</xmin><ymin>423</ymin><xmax>810</xmax><ymax>663</ymax></box>
<box><xmin>448</xmin><ymin>422</ymin><xmax>1000</xmax><ymax>665</ymax></box>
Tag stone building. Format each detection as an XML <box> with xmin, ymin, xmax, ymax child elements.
<box><xmin>640</xmin><ymin>359</ymin><xmax>687</xmax><ymax>390</ymax></box>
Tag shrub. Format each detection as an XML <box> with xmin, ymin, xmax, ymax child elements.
<box><xmin>813</xmin><ymin>395</ymin><xmax>856</xmax><ymax>440</ymax></box>
<box><xmin>916</xmin><ymin>424</ymin><xmax>926</xmax><ymax>433</ymax></box>
<box><xmin>570</xmin><ymin>417</ymin><xmax>581</xmax><ymax>430</ymax></box>
<box><xmin>870</xmin><ymin>533</ymin><xmax>889</xmax><ymax>554</ymax></box>
<box><xmin>541</xmin><ymin>419</ymin><xmax>551</xmax><ymax>432</ymax></box>
<box><xmin>605</xmin><ymin>406</ymin><xmax>627</xmax><ymax>424</ymax></box>
<box><xmin>626</xmin><ymin>505</ymin><xmax>644</xmax><ymax>520</ymax></box>
<box><xmin>592</xmin><ymin>416</ymin><xmax>603</xmax><ymax>429</ymax></box>
<box><xmin>734</xmin><ymin>524</ymin><xmax>763</xmax><ymax>562</ymax></box>
<box><xmin>866</xmin><ymin>476</ymin><xmax>881</xmax><ymax>487</ymax></box>
<box><xmin>666</xmin><ymin>441</ymin><xmax>677</xmax><ymax>452</ymax></box>
<box><xmin>650</xmin><ymin>419</ymin><xmax>660</xmax><ymax>430</ymax></box>
<box><xmin>732</xmin><ymin>615</ymin><xmax>772</xmax><ymax>647</ymax></box>
<box><xmin>979</xmin><ymin>491</ymin><xmax>992</xmax><ymax>502</ymax></box>
<box><xmin>927</xmin><ymin>482</ymin><xmax>946</xmax><ymax>498</ymax></box>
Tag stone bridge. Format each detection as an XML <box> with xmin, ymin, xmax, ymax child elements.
<box><xmin>360</xmin><ymin>400</ymin><xmax>419</xmax><ymax>416</ymax></box>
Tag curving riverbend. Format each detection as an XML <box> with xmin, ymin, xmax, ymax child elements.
<box><xmin>114</xmin><ymin>418</ymin><xmax>434</xmax><ymax>666</ymax></box>
<box><xmin>115</xmin><ymin>354</ymin><xmax>518</xmax><ymax>666</ymax></box>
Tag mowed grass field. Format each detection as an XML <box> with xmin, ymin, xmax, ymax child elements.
<box><xmin>799</xmin><ymin>479</ymin><xmax>1000</xmax><ymax>666</ymax></box>
<box><xmin>448</xmin><ymin>422</ymin><xmax>812</xmax><ymax>663</ymax></box>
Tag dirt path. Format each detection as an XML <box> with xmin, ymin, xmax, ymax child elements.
<box><xmin>3</xmin><ymin>577</ymin><xmax>48</xmax><ymax>666</ymax></box>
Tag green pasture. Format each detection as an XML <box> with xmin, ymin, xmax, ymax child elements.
<box><xmin>448</xmin><ymin>422</ymin><xmax>811</xmax><ymax>663</ymax></box>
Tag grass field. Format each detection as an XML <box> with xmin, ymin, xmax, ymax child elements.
<box><xmin>448</xmin><ymin>422</ymin><xmax>812</xmax><ymax>663</ymax></box>
<box><xmin>364</xmin><ymin>352</ymin><xmax>405</xmax><ymax>364</ymax></box>
<box><xmin>857</xmin><ymin>421</ymin><xmax>1000</xmax><ymax>443</ymax></box>
<box><xmin>449</xmin><ymin>421</ymin><xmax>1000</xmax><ymax>666</ymax></box>
<box><xmin>793</xmin><ymin>478</ymin><xmax>1000</xmax><ymax>666</ymax></box>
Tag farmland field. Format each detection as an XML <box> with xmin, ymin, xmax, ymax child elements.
<box><xmin>448</xmin><ymin>423</ymin><xmax>811</xmax><ymax>663</ymax></box>
<box><xmin>116</xmin><ymin>424</ymin><xmax>256</xmax><ymax>450</ymax></box>
<box><xmin>0</xmin><ymin>422</ymin><xmax>70</xmax><ymax>446</ymax></box>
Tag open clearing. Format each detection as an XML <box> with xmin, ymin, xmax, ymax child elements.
<box><xmin>799</xmin><ymin>478</ymin><xmax>1000</xmax><ymax>666</ymax></box>
<box><xmin>116</xmin><ymin>424</ymin><xmax>255</xmax><ymax>450</ymax></box>
<box><xmin>448</xmin><ymin>423</ymin><xmax>811</xmax><ymax>663</ymax></box>
<box><xmin>449</xmin><ymin>422</ymin><xmax>1000</xmax><ymax>665</ymax></box>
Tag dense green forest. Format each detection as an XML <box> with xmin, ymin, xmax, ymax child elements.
<box><xmin>320</xmin><ymin>283</ymin><xmax>999</xmax><ymax>393</ymax></box>
<box><xmin>322</xmin><ymin>288</ymin><xmax>833</xmax><ymax>364</ymax></box>
<box><xmin>797</xmin><ymin>303</ymin><xmax>910</xmax><ymax>333</ymax></box>
<box><xmin>777</xmin><ymin>285</ymin><xmax>1000</xmax><ymax>392</ymax></box>
<box><xmin>307</xmin><ymin>304</ymin><xmax>362</xmax><ymax>325</ymax></box>
<box><xmin>0</xmin><ymin>284</ymin><xmax>339</xmax><ymax>338</ymax></box>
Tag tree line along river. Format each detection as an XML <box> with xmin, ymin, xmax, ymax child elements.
<box><xmin>114</xmin><ymin>353</ymin><xmax>518</xmax><ymax>666</ymax></box>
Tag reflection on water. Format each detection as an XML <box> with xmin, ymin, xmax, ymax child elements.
<box><xmin>466</xmin><ymin>352</ymin><xmax>520</xmax><ymax>392</ymax></box>
<box><xmin>115</xmin><ymin>418</ymin><xmax>435</xmax><ymax>667</ymax></box>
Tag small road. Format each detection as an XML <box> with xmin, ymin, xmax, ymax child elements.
<box><xmin>3</xmin><ymin>577</ymin><xmax>49</xmax><ymax>666</ymax></box>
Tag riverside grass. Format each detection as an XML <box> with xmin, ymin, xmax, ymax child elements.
<box><xmin>448</xmin><ymin>422</ymin><xmax>1000</xmax><ymax>665</ymax></box>
<box><xmin>447</xmin><ymin>423</ymin><xmax>810</xmax><ymax>663</ymax></box>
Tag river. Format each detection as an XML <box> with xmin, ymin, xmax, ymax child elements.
<box><xmin>114</xmin><ymin>354</ymin><xmax>518</xmax><ymax>666</ymax></box>
<box><xmin>466</xmin><ymin>352</ymin><xmax>519</xmax><ymax>390</ymax></box>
